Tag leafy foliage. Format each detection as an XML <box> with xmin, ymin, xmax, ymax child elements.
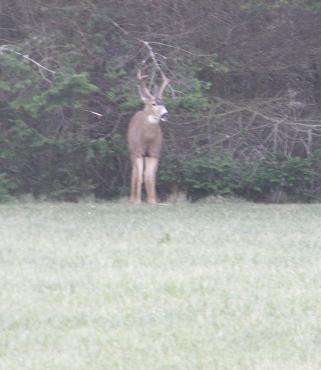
<box><xmin>38</xmin><ymin>73</ymin><xmax>98</xmax><ymax>112</ymax></box>
<box><xmin>167</xmin><ymin>80</ymin><xmax>210</xmax><ymax>112</ymax></box>
<box><xmin>159</xmin><ymin>152</ymin><xmax>321</xmax><ymax>202</ymax></box>
<box><xmin>0</xmin><ymin>173</ymin><xmax>18</xmax><ymax>202</ymax></box>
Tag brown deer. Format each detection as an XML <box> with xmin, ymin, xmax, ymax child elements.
<box><xmin>127</xmin><ymin>70</ymin><xmax>170</xmax><ymax>205</ymax></box>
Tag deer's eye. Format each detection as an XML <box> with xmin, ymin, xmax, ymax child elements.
<box><xmin>152</xmin><ymin>103</ymin><xmax>157</xmax><ymax>106</ymax></box>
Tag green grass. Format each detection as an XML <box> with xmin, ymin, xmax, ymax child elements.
<box><xmin>1</xmin><ymin>201</ymin><xmax>321</xmax><ymax>370</ymax></box>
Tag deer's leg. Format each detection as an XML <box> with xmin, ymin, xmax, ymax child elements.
<box><xmin>144</xmin><ymin>157</ymin><xmax>159</xmax><ymax>205</ymax></box>
<box><xmin>130</xmin><ymin>164</ymin><xmax>138</xmax><ymax>204</ymax></box>
<box><xmin>130</xmin><ymin>157</ymin><xmax>144</xmax><ymax>204</ymax></box>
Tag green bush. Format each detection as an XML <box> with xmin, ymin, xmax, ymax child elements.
<box><xmin>182</xmin><ymin>157</ymin><xmax>240</xmax><ymax>200</ymax></box>
<box><xmin>0</xmin><ymin>174</ymin><xmax>18</xmax><ymax>202</ymax></box>
<box><xmin>158</xmin><ymin>152</ymin><xmax>321</xmax><ymax>202</ymax></box>
<box><xmin>166</xmin><ymin>79</ymin><xmax>209</xmax><ymax>113</ymax></box>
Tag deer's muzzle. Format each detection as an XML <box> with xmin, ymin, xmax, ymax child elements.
<box><xmin>160</xmin><ymin>113</ymin><xmax>168</xmax><ymax>121</ymax></box>
<box><xmin>159</xmin><ymin>105</ymin><xmax>168</xmax><ymax>121</ymax></box>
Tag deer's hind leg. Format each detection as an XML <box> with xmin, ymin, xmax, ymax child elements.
<box><xmin>130</xmin><ymin>157</ymin><xmax>144</xmax><ymax>204</ymax></box>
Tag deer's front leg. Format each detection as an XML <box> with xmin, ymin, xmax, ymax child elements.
<box><xmin>144</xmin><ymin>157</ymin><xmax>159</xmax><ymax>205</ymax></box>
<box><xmin>130</xmin><ymin>157</ymin><xmax>144</xmax><ymax>204</ymax></box>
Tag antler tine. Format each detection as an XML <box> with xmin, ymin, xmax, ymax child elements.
<box><xmin>157</xmin><ymin>71</ymin><xmax>171</xmax><ymax>99</ymax></box>
<box><xmin>137</xmin><ymin>68</ymin><xmax>154</xmax><ymax>99</ymax></box>
<box><xmin>137</xmin><ymin>69</ymin><xmax>146</xmax><ymax>80</ymax></box>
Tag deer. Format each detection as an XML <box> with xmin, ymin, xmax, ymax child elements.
<box><xmin>127</xmin><ymin>69</ymin><xmax>171</xmax><ymax>205</ymax></box>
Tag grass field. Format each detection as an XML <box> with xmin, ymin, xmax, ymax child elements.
<box><xmin>1</xmin><ymin>201</ymin><xmax>321</xmax><ymax>370</ymax></box>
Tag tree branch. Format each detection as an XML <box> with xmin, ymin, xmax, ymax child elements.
<box><xmin>0</xmin><ymin>45</ymin><xmax>56</xmax><ymax>75</ymax></box>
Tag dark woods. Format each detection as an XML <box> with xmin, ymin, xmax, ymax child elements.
<box><xmin>1</xmin><ymin>0</ymin><xmax>321</xmax><ymax>202</ymax></box>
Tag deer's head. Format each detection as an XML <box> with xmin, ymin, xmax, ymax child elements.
<box><xmin>137</xmin><ymin>70</ymin><xmax>170</xmax><ymax>123</ymax></box>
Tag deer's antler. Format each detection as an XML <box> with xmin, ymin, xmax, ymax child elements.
<box><xmin>137</xmin><ymin>69</ymin><xmax>154</xmax><ymax>99</ymax></box>
<box><xmin>157</xmin><ymin>71</ymin><xmax>171</xmax><ymax>99</ymax></box>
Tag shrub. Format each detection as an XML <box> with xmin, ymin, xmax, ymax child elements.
<box><xmin>0</xmin><ymin>174</ymin><xmax>18</xmax><ymax>202</ymax></box>
<box><xmin>158</xmin><ymin>152</ymin><xmax>321</xmax><ymax>202</ymax></box>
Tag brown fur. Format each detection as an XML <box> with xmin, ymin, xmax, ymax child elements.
<box><xmin>127</xmin><ymin>111</ymin><xmax>163</xmax><ymax>159</ymax></box>
<box><xmin>127</xmin><ymin>70</ymin><xmax>170</xmax><ymax>205</ymax></box>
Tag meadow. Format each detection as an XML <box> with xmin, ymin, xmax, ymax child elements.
<box><xmin>1</xmin><ymin>201</ymin><xmax>321</xmax><ymax>370</ymax></box>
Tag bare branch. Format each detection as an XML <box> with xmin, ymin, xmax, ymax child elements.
<box><xmin>139</xmin><ymin>40</ymin><xmax>174</xmax><ymax>98</ymax></box>
<box><xmin>80</xmin><ymin>109</ymin><xmax>103</xmax><ymax>117</ymax></box>
<box><xmin>139</xmin><ymin>40</ymin><xmax>162</xmax><ymax>72</ymax></box>
<box><xmin>0</xmin><ymin>45</ymin><xmax>56</xmax><ymax>75</ymax></box>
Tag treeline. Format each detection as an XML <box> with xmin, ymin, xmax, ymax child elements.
<box><xmin>1</xmin><ymin>0</ymin><xmax>321</xmax><ymax>202</ymax></box>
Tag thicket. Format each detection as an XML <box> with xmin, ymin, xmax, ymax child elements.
<box><xmin>1</xmin><ymin>0</ymin><xmax>321</xmax><ymax>202</ymax></box>
<box><xmin>159</xmin><ymin>152</ymin><xmax>321</xmax><ymax>202</ymax></box>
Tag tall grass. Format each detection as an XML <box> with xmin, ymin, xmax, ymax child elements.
<box><xmin>1</xmin><ymin>201</ymin><xmax>321</xmax><ymax>369</ymax></box>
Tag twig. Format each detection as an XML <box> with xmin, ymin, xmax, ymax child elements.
<box><xmin>107</xmin><ymin>16</ymin><xmax>129</xmax><ymax>36</ymax></box>
<box><xmin>80</xmin><ymin>109</ymin><xmax>103</xmax><ymax>117</ymax></box>
<box><xmin>148</xmin><ymin>41</ymin><xmax>216</xmax><ymax>58</ymax></box>
<box><xmin>0</xmin><ymin>45</ymin><xmax>56</xmax><ymax>75</ymax></box>
<box><xmin>139</xmin><ymin>40</ymin><xmax>175</xmax><ymax>98</ymax></box>
<box><xmin>139</xmin><ymin>40</ymin><xmax>162</xmax><ymax>72</ymax></box>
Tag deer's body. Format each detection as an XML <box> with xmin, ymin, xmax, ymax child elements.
<box><xmin>128</xmin><ymin>111</ymin><xmax>162</xmax><ymax>159</ymax></box>
<box><xmin>127</xmin><ymin>70</ymin><xmax>170</xmax><ymax>205</ymax></box>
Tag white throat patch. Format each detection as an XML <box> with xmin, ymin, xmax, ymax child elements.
<box><xmin>147</xmin><ymin>115</ymin><xmax>159</xmax><ymax>124</ymax></box>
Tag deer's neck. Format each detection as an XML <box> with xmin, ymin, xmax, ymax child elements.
<box><xmin>146</xmin><ymin>115</ymin><xmax>160</xmax><ymax>124</ymax></box>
